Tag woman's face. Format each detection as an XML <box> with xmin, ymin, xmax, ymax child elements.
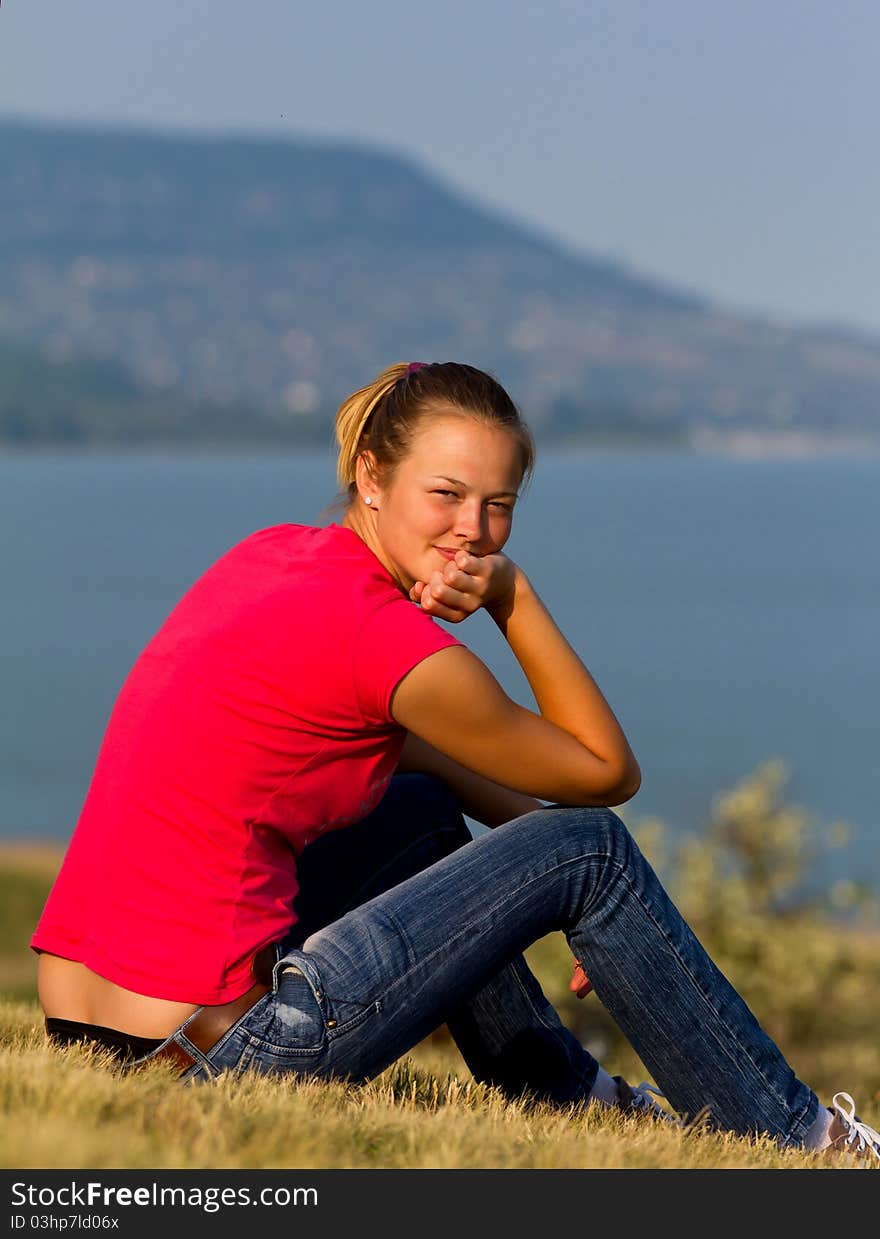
<box><xmin>352</xmin><ymin>413</ymin><xmax>525</xmax><ymax>593</ymax></box>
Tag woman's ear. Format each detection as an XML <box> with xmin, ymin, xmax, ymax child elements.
<box><xmin>355</xmin><ymin>451</ymin><xmax>382</xmax><ymax>509</ymax></box>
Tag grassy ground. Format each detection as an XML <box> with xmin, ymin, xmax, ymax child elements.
<box><xmin>3</xmin><ymin>764</ymin><xmax>879</xmax><ymax>1172</ymax></box>
<box><xmin>0</xmin><ymin>1000</ymin><xmax>850</xmax><ymax>1170</ymax></box>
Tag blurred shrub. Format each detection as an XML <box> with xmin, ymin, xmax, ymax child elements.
<box><xmin>0</xmin><ymin>850</ymin><xmax>59</xmax><ymax>1001</ymax></box>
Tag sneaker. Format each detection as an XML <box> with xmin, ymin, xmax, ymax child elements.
<box><xmin>613</xmin><ymin>1076</ymin><xmax>681</xmax><ymax>1125</ymax></box>
<box><xmin>826</xmin><ymin>1092</ymin><xmax>880</xmax><ymax>1164</ymax></box>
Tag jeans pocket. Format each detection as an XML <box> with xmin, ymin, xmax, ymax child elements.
<box><xmin>321</xmin><ymin>989</ymin><xmax>381</xmax><ymax>1040</ymax></box>
<box><xmin>281</xmin><ymin>949</ymin><xmax>380</xmax><ymax>1041</ymax></box>
<box><xmin>240</xmin><ymin>969</ymin><xmax>328</xmax><ymax>1063</ymax></box>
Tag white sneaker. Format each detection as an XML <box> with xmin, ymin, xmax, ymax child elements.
<box><xmin>827</xmin><ymin>1092</ymin><xmax>880</xmax><ymax>1164</ymax></box>
<box><xmin>613</xmin><ymin>1076</ymin><xmax>681</xmax><ymax>1125</ymax></box>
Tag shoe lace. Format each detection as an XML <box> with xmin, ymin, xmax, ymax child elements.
<box><xmin>831</xmin><ymin>1092</ymin><xmax>880</xmax><ymax>1160</ymax></box>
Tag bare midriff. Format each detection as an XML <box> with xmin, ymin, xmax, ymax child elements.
<box><xmin>37</xmin><ymin>952</ymin><xmax>200</xmax><ymax>1038</ymax></box>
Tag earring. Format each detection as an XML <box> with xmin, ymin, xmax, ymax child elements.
<box><xmin>364</xmin><ymin>496</ymin><xmax>373</xmax><ymax>506</ymax></box>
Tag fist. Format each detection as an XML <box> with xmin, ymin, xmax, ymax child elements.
<box><xmin>569</xmin><ymin>958</ymin><xmax>593</xmax><ymax>999</ymax></box>
<box><xmin>410</xmin><ymin>551</ymin><xmax>516</xmax><ymax>624</ymax></box>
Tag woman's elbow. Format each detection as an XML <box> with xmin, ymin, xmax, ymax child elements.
<box><xmin>563</xmin><ymin>761</ymin><xmax>641</xmax><ymax>808</ymax></box>
<box><xmin>617</xmin><ymin>765</ymin><xmax>642</xmax><ymax>804</ymax></box>
<box><xmin>604</xmin><ymin>758</ymin><xmax>642</xmax><ymax>806</ymax></box>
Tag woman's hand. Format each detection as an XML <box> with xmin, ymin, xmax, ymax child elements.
<box><xmin>569</xmin><ymin>957</ymin><xmax>593</xmax><ymax>999</ymax></box>
<box><xmin>409</xmin><ymin>551</ymin><xmax>517</xmax><ymax>623</ymax></box>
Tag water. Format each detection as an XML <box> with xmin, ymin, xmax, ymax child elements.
<box><xmin>1</xmin><ymin>447</ymin><xmax>878</xmax><ymax>893</ymax></box>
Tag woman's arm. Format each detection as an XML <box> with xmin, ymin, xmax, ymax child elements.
<box><xmin>396</xmin><ymin>731</ymin><xmax>544</xmax><ymax>828</ymax></box>
<box><xmin>486</xmin><ymin>566</ymin><xmax>641</xmax><ymax>796</ymax></box>
<box><xmin>391</xmin><ymin>559</ymin><xmax>640</xmax><ymax>807</ymax></box>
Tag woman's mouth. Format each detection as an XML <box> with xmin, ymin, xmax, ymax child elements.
<box><xmin>434</xmin><ymin>547</ymin><xmax>458</xmax><ymax>561</ymax></box>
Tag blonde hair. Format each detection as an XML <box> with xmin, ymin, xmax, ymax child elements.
<box><xmin>334</xmin><ymin>362</ymin><xmax>411</xmax><ymax>493</ymax></box>
<box><xmin>329</xmin><ymin>361</ymin><xmax>535</xmax><ymax>513</ymax></box>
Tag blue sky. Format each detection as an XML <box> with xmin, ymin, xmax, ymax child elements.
<box><xmin>2</xmin><ymin>0</ymin><xmax>878</xmax><ymax>333</ymax></box>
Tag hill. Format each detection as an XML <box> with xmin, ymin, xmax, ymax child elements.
<box><xmin>2</xmin><ymin>119</ymin><xmax>880</xmax><ymax>445</ymax></box>
<box><xmin>0</xmin><ymin>338</ymin><xmax>323</xmax><ymax>446</ymax></box>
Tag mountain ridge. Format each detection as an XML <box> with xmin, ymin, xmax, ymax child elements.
<box><xmin>0</xmin><ymin>117</ymin><xmax>699</xmax><ymax>307</ymax></box>
<box><xmin>2</xmin><ymin>118</ymin><xmax>879</xmax><ymax>444</ymax></box>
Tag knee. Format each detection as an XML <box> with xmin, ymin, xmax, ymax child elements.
<box><xmin>537</xmin><ymin>803</ymin><xmax>633</xmax><ymax>860</ymax></box>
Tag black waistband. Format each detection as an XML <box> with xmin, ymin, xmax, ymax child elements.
<box><xmin>45</xmin><ymin>1017</ymin><xmax>165</xmax><ymax>1063</ymax></box>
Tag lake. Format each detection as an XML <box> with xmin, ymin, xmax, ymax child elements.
<box><xmin>1</xmin><ymin>447</ymin><xmax>877</xmax><ymax>894</ymax></box>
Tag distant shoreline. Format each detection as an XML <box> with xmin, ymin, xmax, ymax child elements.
<box><xmin>2</xmin><ymin>431</ymin><xmax>880</xmax><ymax>461</ymax></box>
<box><xmin>689</xmin><ymin>429</ymin><xmax>880</xmax><ymax>460</ymax></box>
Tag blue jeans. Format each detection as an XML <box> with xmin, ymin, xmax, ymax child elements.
<box><xmin>155</xmin><ymin>774</ymin><xmax>819</xmax><ymax>1145</ymax></box>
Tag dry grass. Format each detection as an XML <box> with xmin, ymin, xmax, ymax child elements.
<box><xmin>0</xmin><ymin>1000</ymin><xmax>846</xmax><ymax>1171</ymax></box>
<box><xmin>3</xmin><ymin>775</ymin><xmax>879</xmax><ymax>1172</ymax></box>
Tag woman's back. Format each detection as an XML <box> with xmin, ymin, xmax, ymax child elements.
<box><xmin>33</xmin><ymin>522</ymin><xmax>461</xmax><ymax>1012</ymax></box>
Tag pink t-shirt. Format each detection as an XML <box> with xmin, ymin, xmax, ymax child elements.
<box><xmin>31</xmin><ymin>523</ymin><xmax>463</xmax><ymax>1003</ymax></box>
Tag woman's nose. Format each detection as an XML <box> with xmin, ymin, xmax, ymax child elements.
<box><xmin>453</xmin><ymin>504</ymin><xmax>486</xmax><ymax>545</ymax></box>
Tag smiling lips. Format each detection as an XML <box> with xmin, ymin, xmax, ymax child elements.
<box><xmin>434</xmin><ymin>547</ymin><xmax>459</xmax><ymax>560</ymax></box>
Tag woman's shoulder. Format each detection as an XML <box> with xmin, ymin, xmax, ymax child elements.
<box><xmin>219</xmin><ymin>522</ymin><xmax>368</xmax><ymax>571</ymax></box>
<box><xmin>238</xmin><ymin>521</ymin><xmax>369</xmax><ymax>557</ymax></box>
<box><xmin>226</xmin><ymin>522</ymin><xmax>402</xmax><ymax>611</ymax></box>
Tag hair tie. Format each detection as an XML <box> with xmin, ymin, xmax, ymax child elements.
<box><xmin>405</xmin><ymin>362</ymin><xmax>427</xmax><ymax>375</ymax></box>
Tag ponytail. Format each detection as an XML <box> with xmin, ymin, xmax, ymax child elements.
<box><xmin>334</xmin><ymin>362</ymin><xmax>409</xmax><ymax>491</ymax></box>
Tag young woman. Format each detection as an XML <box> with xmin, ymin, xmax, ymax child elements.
<box><xmin>33</xmin><ymin>361</ymin><xmax>878</xmax><ymax>1162</ymax></box>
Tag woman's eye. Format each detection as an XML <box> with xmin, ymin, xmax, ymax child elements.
<box><xmin>432</xmin><ymin>490</ymin><xmax>511</xmax><ymax>513</ymax></box>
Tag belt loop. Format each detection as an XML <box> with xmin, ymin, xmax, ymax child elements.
<box><xmin>270</xmin><ymin>941</ymin><xmax>287</xmax><ymax>992</ymax></box>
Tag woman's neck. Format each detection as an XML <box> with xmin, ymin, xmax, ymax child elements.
<box><xmin>339</xmin><ymin>509</ymin><xmax>409</xmax><ymax>596</ymax></box>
